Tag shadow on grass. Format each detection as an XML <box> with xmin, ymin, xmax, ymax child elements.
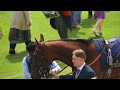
<box><xmin>88</xmin><ymin>35</ymin><xmax>104</xmax><ymax>39</ymax></box>
<box><xmin>68</xmin><ymin>18</ymin><xmax>97</xmax><ymax>38</ymax></box>
<box><xmin>81</xmin><ymin>18</ymin><xmax>97</xmax><ymax>28</ymax></box>
<box><xmin>69</xmin><ymin>28</ymin><xmax>86</xmax><ymax>38</ymax></box>
<box><xmin>5</xmin><ymin>50</ymin><xmax>28</xmax><ymax>63</ymax></box>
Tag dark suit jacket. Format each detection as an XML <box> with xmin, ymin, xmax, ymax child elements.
<box><xmin>60</xmin><ymin>64</ymin><xmax>96</xmax><ymax>79</ymax></box>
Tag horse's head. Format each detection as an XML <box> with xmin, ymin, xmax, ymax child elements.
<box><xmin>30</xmin><ymin>34</ymin><xmax>52</xmax><ymax>79</ymax></box>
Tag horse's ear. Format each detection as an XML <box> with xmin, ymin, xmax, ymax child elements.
<box><xmin>35</xmin><ymin>38</ymin><xmax>39</xmax><ymax>44</ymax></box>
<box><xmin>40</xmin><ymin>34</ymin><xmax>44</xmax><ymax>42</ymax></box>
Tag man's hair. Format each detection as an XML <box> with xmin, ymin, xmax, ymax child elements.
<box><xmin>72</xmin><ymin>49</ymin><xmax>86</xmax><ymax>61</ymax></box>
<box><xmin>26</xmin><ymin>41</ymin><xmax>37</xmax><ymax>53</ymax></box>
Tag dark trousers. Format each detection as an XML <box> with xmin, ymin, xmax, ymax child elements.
<box><xmin>10</xmin><ymin>40</ymin><xmax>31</xmax><ymax>50</ymax></box>
<box><xmin>55</xmin><ymin>16</ymin><xmax>72</xmax><ymax>39</ymax></box>
<box><xmin>88</xmin><ymin>11</ymin><xmax>93</xmax><ymax>16</ymax></box>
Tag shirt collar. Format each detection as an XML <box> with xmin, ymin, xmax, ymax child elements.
<box><xmin>77</xmin><ymin>62</ymin><xmax>86</xmax><ymax>71</ymax></box>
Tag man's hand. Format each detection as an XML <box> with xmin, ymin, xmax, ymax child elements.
<box><xmin>50</xmin><ymin>70</ymin><xmax>60</xmax><ymax>79</ymax></box>
<box><xmin>27</xmin><ymin>22</ymin><xmax>31</xmax><ymax>27</ymax></box>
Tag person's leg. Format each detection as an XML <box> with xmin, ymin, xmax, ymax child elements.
<box><xmin>55</xmin><ymin>16</ymin><xmax>68</xmax><ymax>39</ymax></box>
<box><xmin>61</xmin><ymin>18</ymin><xmax>68</xmax><ymax>39</ymax></box>
<box><xmin>9</xmin><ymin>43</ymin><xmax>16</xmax><ymax>54</ymax></box>
<box><xmin>88</xmin><ymin>11</ymin><xmax>93</xmax><ymax>19</ymax></box>
<box><xmin>80</xmin><ymin>11</ymin><xmax>82</xmax><ymax>23</ymax></box>
<box><xmin>72</xmin><ymin>11</ymin><xmax>81</xmax><ymax>28</ymax></box>
<box><xmin>56</xmin><ymin>16</ymin><xmax>66</xmax><ymax>39</ymax></box>
<box><xmin>92</xmin><ymin>19</ymin><xmax>98</xmax><ymax>30</ymax></box>
<box><xmin>92</xmin><ymin>19</ymin><xmax>101</xmax><ymax>36</ymax></box>
<box><xmin>98</xmin><ymin>19</ymin><xmax>104</xmax><ymax>34</ymax></box>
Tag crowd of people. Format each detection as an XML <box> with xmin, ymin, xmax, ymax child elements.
<box><xmin>0</xmin><ymin>11</ymin><xmax>106</xmax><ymax>79</ymax></box>
<box><xmin>49</xmin><ymin>11</ymin><xmax>106</xmax><ymax>39</ymax></box>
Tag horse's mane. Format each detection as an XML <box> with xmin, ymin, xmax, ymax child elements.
<box><xmin>47</xmin><ymin>38</ymin><xmax>92</xmax><ymax>45</ymax></box>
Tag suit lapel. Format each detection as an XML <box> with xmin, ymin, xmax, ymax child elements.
<box><xmin>77</xmin><ymin>64</ymin><xmax>86</xmax><ymax>79</ymax></box>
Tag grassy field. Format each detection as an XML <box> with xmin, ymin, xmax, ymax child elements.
<box><xmin>0</xmin><ymin>11</ymin><xmax>120</xmax><ymax>79</ymax></box>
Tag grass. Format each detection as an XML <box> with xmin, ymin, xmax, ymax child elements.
<box><xmin>0</xmin><ymin>11</ymin><xmax>120</xmax><ymax>79</ymax></box>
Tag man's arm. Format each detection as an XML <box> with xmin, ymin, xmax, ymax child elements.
<box><xmin>49</xmin><ymin>61</ymin><xmax>61</xmax><ymax>73</ymax></box>
<box><xmin>23</xmin><ymin>11</ymin><xmax>31</xmax><ymax>27</ymax></box>
<box><xmin>51</xmin><ymin>71</ymin><xmax>74</xmax><ymax>79</ymax></box>
<box><xmin>22</xmin><ymin>56</ymin><xmax>32</xmax><ymax>79</ymax></box>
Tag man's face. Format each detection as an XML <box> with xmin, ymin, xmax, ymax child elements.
<box><xmin>72</xmin><ymin>54</ymin><xmax>84</xmax><ymax>67</ymax></box>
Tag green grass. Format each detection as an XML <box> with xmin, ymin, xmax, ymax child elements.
<box><xmin>0</xmin><ymin>11</ymin><xmax>120</xmax><ymax>79</ymax></box>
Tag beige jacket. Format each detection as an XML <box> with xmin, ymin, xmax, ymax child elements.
<box><xmin>10</xmin><ymin>11</ymin><xmax>31</xmax><ymax>30</ymax></box>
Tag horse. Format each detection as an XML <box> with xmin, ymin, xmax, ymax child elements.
<box><xmin>30</xmin><ymin>34</ymin><xmax>120</xmax><ymax>79</ymax></box>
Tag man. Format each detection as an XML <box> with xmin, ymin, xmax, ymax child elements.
<box><xmin>22</xmin><ymin>42</ymin><xmax>61</xmax><ymax>79</ymax></box>
<box><xmin>51</xmin><ymin>49</ymin><xmax>96</xmax><ymax>79</ymax></box>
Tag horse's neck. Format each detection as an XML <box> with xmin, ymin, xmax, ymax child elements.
<box><xmin>85</xmin><ymin>41</ymin><xmax>99</xmax><ymax>65</ymax></box>
<box><xmin>47</xmin><ymin>41</ymin><xmax>82</xmax><ymax>65</ymax></box>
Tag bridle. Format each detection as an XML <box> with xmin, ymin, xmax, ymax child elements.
<box><xmin>32</xmin><ymin>41</ymin><xmax>52</xmax><ymax>79</ymax></box>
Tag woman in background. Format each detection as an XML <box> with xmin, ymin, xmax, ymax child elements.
<box><xmin>92</xmin><ymin>11</ymin><xmax>106</xmax><ymax>36</ymax></box>
<box><xmin>8</xmin><ymin>11</ymin><xmax>31</xmax><ymax>54</ymax></box>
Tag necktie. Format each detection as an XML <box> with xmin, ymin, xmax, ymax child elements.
<box><xmin>76</xmin><ymin>69</ymin><xmax>80</xmax><ymax>75</ymax></box>
<box><xmin>75</xmin><ymin>69</ymin><xmax>80</xmax><ymax>79</ymax></box>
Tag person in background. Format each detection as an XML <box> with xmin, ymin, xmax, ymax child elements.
<box><xmin>88</xmin><ymin>11</ymin><xmax>93</xmax><ymax>19</ymax></box>
<box><xmin>50</xmin><ymin>11</ymin><xmax>72</xmax><ymax>39</ymax></box>
<box><xmin>22</xmin><ymin>42</ymin><xmax>61</xmax><ymax>79</ymax></box>
<box><xmin>8</xmin><ymin>11</ymin><xmax>31</xmax><ymax>55</ymax></box>
<box><xmin>51</xmin><ymin>49</ymin><xmax>96</xmax><ymax>79</ymax></box>
<box><xmin>92</xmin><ymin>11</ymin><xmax>106</xmax><ymax>36</ymax></box>
<box><xmin>72</xmin><ymin>11</ymin><xmax>82</xmax><ymax>29</ymax></box>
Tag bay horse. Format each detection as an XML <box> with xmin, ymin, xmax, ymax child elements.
<box><xmin>30</xmin><ymin>34</ymin><xmax>120</xmax><ymax>79</ymax></box>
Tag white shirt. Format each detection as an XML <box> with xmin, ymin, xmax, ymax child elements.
<box><xmin>77</xmin><ymin>62</ymin><xmax>86</xmax><ymax>71</ymax></box>
<box><xmin>22</xmin><ymin>55</ymin><xmax>32</xmax><ymax>79</ymax></box>
<box><xmin>22</xmin><ymin>55</ymin><xmax>61</xmax><ymax>79</ymax></box>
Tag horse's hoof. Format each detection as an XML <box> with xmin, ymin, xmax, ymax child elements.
<box><xmin>9</xmin><ymin>49</ymin><xmax>16</xmax><ymax>55</ymax></box>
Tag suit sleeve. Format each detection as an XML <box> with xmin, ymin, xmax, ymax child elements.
<box><xmin>85</xmin><ymin>72</ymin><xmax>96</xmax><ymax>79</ymax></box>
